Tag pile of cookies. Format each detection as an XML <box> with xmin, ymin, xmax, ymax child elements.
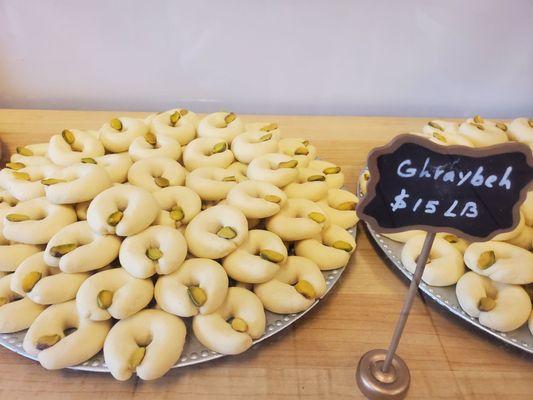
<box><xmin>360</xmin><ymin>116</ymin><xmax>533</xmax><ymax>336</ymax></box>
<box><xmin>0</xmin><ymin>110</ymin><xmax>358</xmax><ymax>380</ymax></box>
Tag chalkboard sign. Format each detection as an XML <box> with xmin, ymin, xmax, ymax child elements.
<box><xmin>357</xmin><ymin>134</ymin><xmax>533</xmax><ymax>241</ymax></box>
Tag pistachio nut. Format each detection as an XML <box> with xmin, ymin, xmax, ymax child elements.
<box><xmin>41</xmin><ymin>178</ymin><xmax>66</xmax><ymax>186</ymax></box>
<box><xmin>308</xmin><ymin>212</ymin><xmax>326</xmax><ymax>223</ymax></box>
<box><xmin>294</xmin><ymin>279</ymin><xmax>316</xmax><ymax>299</ymax></box>
<box><xmin>428</xmin><ymin>121</ymin><xmax>444</xmax><ymax>131</ymax></box>
<box><xmin>81</xmin><ymin>157</ymin><xmax>97</xmax><ymax>164</ymax></box>
<box><xmin>169</xmin><ymin>206</ymin><xmax>185</xmax><ymax>222</ymax></box>
<box><xmin>335</xmin><ymin>201</ymin><xmax>356</xmax><ymax>211</ymax></box>
<box><xmin>294</xmin><ymin>146</ymin><xmax>309</xmax><ymax>155</ymax></box>
<box><xmin>22</xmin><ymin>271</ymin><xmax>42</xmax><ymax>292</ymax></box>
<box><xmin>473</xmin><ymin>115</ymin><xmax>484</xmax><ymax>124</ymax></box>
<box><xmin>259</xmin><ymin>249</ymin><xmax>285</xmax><ymax>263</ymax></box>
<box><xmin>36</xmin><ymin>334</ymin><xmax>61</xmax><ymax>350</ymax></box>
<box><xmin>331</xmin><ymin>240</ymin><xmax>353</xmax><ymax>252</ymax></box>
<box><xmin>169</xmin><ymin>110</ymin><xmax>181</xmax><ymax>126</ymax></box>
<box><xmin>259</xmin><ymin>133</ymin><xmax>272</xmax><ymax>142</ymax></box>
<box><xmin>263</xmin><ymin>194</ymin><xmax>281</xmax><ymax>203</ymax></box>
<box><xmin>432</xmin><ymin>132</ymin><xmax>447</xmax><ymax>142</ymax></box>
<box><xmin>495</xmin><ymin>122</ymin><xmax>507</xmax><ymax>131</ymax></box>
<box><xmin>129</xmin><ymin>347</ymin><xmax>146</xmax><ymax>369</ymax></box>
<box><xmin>145</xmin><ymin>132</ymin><xmax>157</xmax><ymax>146</ymax></box>
<box><xmin>107</xmin><ymin>210</ymin><xmax>123</xmax><ymax>226</ymax></box>
<box><xmin>323</xmin><ymin>166</ymin><xmax>341</xmax><ymax>175</ymax></box>
<box><xmin>260</xmin><ymin>122</ymin><xmax>278</xmax><ymax>132</ymax></box>
<box><xmin>62</xmin><ymin>129</ymin><xmax>75</xmax><ymax>145</ymax></box>
<box><xmin>212</xmin><ymin>142</ymin><xmax>227</xmax><ymax>154</ymax></box>
<box><xmin>146</xmin><ymin>247</ymin><xmax>163</xmax><ymax>261</ymax></box>
<box><xmin>222</xmin><ymin>175</ymin><xmax>236</xmax><ymax>182</ymax></box>
<box><xmin>6</xmin><ymin>162</ymin><xmax>25</xmax><ymax>170</ymax></box>
<box><xmin>188</xmin><ymin>286</ymin><xmax>207</xmax><ymax>307</ymax></box>
<box><xmin>49</xmin><ymin>243</ymin><xmax>77</xmax><ymax>257</ymax></box>
<box><xmin>217</xmin><ymin>226</ymin><xmax>237</xmax><ymax>239</ymax></box>
<box><xmin>307</xmin><ymin>174</ymin><xmax>325</xmax><ymax>182</ymax></box>
<box><xmin>277</xmin><ymin>159</ymin><xmax>298</xmax><ymax>169</ymax></box>
<box><xmin>230</xmin><ymin>317</ymin><xmax>248</xmax><ymax>333</ymax></box>
<box><xmin>477</xmin><ymin>250</ymin><xmax>496</xmax><ymax>269</ymax></box>
<box><xmin>110</xmin><ymin>118</ymin><xmax>123</xmax><ymax>131</ymax></box>
<box><xmin>6</xmin><ymin>213</ymin><xmax>30</xmax><ymax>222</ymax></box>
<box><xmin>16</xmin><ymin>146</ymin><xmax>34</xmax><ymax>156</ymax></box>
<box><xmin>97</xmin><ymin>290</ymin><xmax>113</xmax><ymax>309</ymax></box>
<box><xmin>13</xmin><ymin>171</ymin><xmax>30</xmax><ymax>181</ymax></box>
<box><xmin>477</xmin><ymin>296</ymin><xmax>496</xmax><ymax>312</ymax></box>
<box><xmin>224</xmin><ymin>112</ymin><xmax>237</xmax><ymax>124</ymax></box>
<box><xmin>154</xmin><ymin>176</ymin><xmax>169</xmax><ymax>188</ymax></box>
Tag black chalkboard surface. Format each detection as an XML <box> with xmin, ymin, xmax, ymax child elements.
<box><xmin>357</xmin><ymin>135</ymin><xmax>533</xmax><ymax>241</ymax></box>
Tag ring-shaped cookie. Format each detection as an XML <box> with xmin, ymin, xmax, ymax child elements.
<box><xmin>90</xmin><ymin>153</ymin><xmax>133</xmax><ymax>183</ymax></box>
<box><xmin>278</xmin><ymin>138</ymin><xmax>317</xmax><ymax>167</ymax></box>
<box><xmin>223</xmin><ymin>229</ymin><xmax>287</xmax><ymax>283</ymax></box>
<box><xmin>317</xmin><ymin>188</ymin><xmax>359</xmax><ymax>229</ymax></box>
<box><xmin>456</xmin><ymin>271</ymin><xmax>531</xmax><ymax>332</ymax></box>
<box><xmin>254</xmin><ymin>256</ymin><xmax>326</xmax><ymax>314</ymax></box>
<box><xmin>104</xmin><ymin>309</ymin><xmax>186</xmax><ymax>381</ymax></box>
<box><xmin>48</xmin><ymin>129</ymin><xmax>105</xmax><ymax>166</ymax></box>
<box><xmin>42</xmin><ymin>163</ymin><xmax>112</xmax><ymax>204</ymax></box>
<box><xmin>0</xmin><ymin>164</ymin><xmax>60</xmax><ymax>201</ymax></box>
<box><xmin>421</xmin><ymin>121</ymin><xmax>473</xmax><ymax>146</ymax></box>
<box><xmin>3</xmin><ymin>197</ymin><xmax>77</xmax><ymax>244</ymax></box>
<box><xmin>247</xmin><ymin>153</ymin><xmax>299</xmax><ymax>187</ymax></box>
<box><xmin>182</xmin><ymin>137</ymin><xmax>234</xmax><ymax>171</ymax></box>
<box><xmin>458</xmin><ymin>121</ymin><xmax>508</xmax><ymax>147</ymax></box>
<box><xmin>185</xmin><ymin>167</ymin><xmax>238</xmax><ymax>201</ymax></box>
<box><xmin>0</xmin><ymin>242</ymin><xmax>41</xmax><ymax>272</ymax></box>
<box><xmin>0</xmin><ymin>190</ymin><xmax>18</xmax><ymax>210</ymax></box>
<box><xmin>99</xmin><ymin>117</ymin><xmax>149</xmax><ymax>153</ymax></box>
<box><xmin>266</xmin><ymin>198</ymin><xmax>328</xmax><ymax>241</ymax></box>
<box><xmin>231</xmin><ymin>127</ymin><xmax>280</xmax><ymax>164</ymax></box>
<box><xmin>197</xmin><ymin>112</ymin><xmax>244</xmax><ymax>142</ymax></box>
<box><xmin>11</xmin><ymin>252</ymin><xmax>88</xmax><ymax>304</ymax></box>
<box><xmin>152</xmin><ymin>186</ymin><xmax>202</xmax><ymax>228</ymax></box>
<box><xmin>226</xmin><ymin>180</ymin><xmax>287</xmax><ymax>219</ymax></box>
<box><xmin>192</xmin><ymin>286</ymin><xmax>265</xmax><ymax>355</ymax></box>
<box><xmin>127</xmin><ymin>157</ymin><xmax>186</xmax><ymax>192</ymax></box>
<box><xmin>185</xmin><ymin>204</ymin><xmax>248</xmax><ymax>259</ymax></box>
<box><xmin>76</xmin><ymin>268</ymin><xmax>154</xmax><ymax>321</ymax></box>
<box><xmin>226</xmin><ymin>161</ymin><xmax>248</xmax><ymax>182</ymax></box>
<box><xmin>295</xmin><ymin>224</ymin><xmax>356</xmax><ymax>270</ymax></box>
<box><xmin>283</xmin><ymin>167</ymin><xmax>329</xmax><ymax>201</ymax></box>
<box><xmin>128</xmin><ymin>132</ymin><xmax>182</xmax><ymax>161</ymax></box>
<box><xmin>44</xmin><ymin>221</ymin><xmax>121</xmax><ymax>273</ymax></box>
<box><xmin>10</xmin><ymin>143</ymin><xmax>50</xmax><ymax>167</ymax></box>
<box><xmin>464</xmin><ymin>241</ymin><xmax>533</xmax><ymax>284</ymax></box>
<box><xmin>155</xmin><ymin>258</ymin><xmax>228</xmax><ymax>317</ymax></box>
<box><xmin>119</xmin><ymin>225</ymin><xmax>187</xmax><ymax>278</ymax></box>
<box><xmin>307</xmin><ymin>160</ymin><xmax>345</xmax><ymax>189</ymax></box>
<box><xmin>0</xmin><ymin>274</ymin><xmax>45</xmax><ymax>333</ymax></box>
<box><xmin>508</xmin><ymin>117</ymin><xmax>533</xmax><ymax>143</ymax></box>
<box><xmin>401</xmin><ymin>234</ymin><xmax>465</xmax><ymax>286</ymax></box>
<box><xmin>86</xmin><ymin>185</ymin><xmax>159</xmax><ymax>236</ymax></box>
<box><xmin>23</xmin><ymin>300</ymin><xmax>111</xmax><ymax>369</ymax></box>
<box><xmin>149</xmin><ymin>108</ymin><xmax>197</xmax><ymax>145</ymax></box>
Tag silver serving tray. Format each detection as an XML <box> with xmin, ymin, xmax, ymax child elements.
<box><xmin>357</xmin><ymin>169</ymin><xmax>533</xmax><ymax>355</ymax></box>
<box><xmin>0</xmin><ymin>229</ymin><xmax>355</xmax><ymax>372</ymax></box>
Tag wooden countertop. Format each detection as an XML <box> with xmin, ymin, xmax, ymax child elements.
<box><xmin>0</xmin><ymin>109</ymin><xmax>531</xmax><ymax>400</ymax></box>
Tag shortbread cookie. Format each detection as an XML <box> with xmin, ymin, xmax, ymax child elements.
<box><xmin>185</xmin><ymin>167</ymin><xmax>238</xmax><ymax>201</ymax></box>
<box><xmin>76</xmin><ymin>268</ymin><xmax>154</xmax><ymax>320</ymax></box>
<box><xmin>254</xmin><ymin>256</ymin><xmax>326</xmax><ymax>314</ymax></box>
<box><xmin>129</xmin><ymin>132</ymin><xmax>182</xmax><ymax>161</ymax></box>
<box><xmin>149</xmin><ymin>108</ymin><xmax>197</xmax><ymax>145</ymax></box>
<box><xmin>457</xmin><ymin>120</ymin><xmax>508</xmax><ymax>147</ymax></box>
<box><xmin>0</xmin><ymin>242</ymin><xmax>41</xmax><ymax>272</ymax></box>
<box><xmin>0</xmin><ymin>164</ymin><xmax>60</xmax><ymax>201</ymax></box>
<box><xmin>153</xmin><ymin>186</ymin><xmax>202</xmax><ymax>228</ymax></box>
<box><xmin>193</xmin><ymin>287</ymin><xmax>265</xmax><ymax>355</ymax></box>
<box><xmin>231</xmin><ymin>125</ymin><xmax>280</xmax><ymax>163</ymax></box>
<box><xmin>223</xmin><ymin>229</ymin><xmax>287</xmax><ymax>283</ymax></box>
<box><xmin>185</xmin><ymin>205</ymin><xmax>248</xmax><ymax>259</ymax></box>
<box><xmin>507</xmin><ymin>118</ymin><xmax>533</xmax><ymax>143</ymax></box>
<box><xmin>278</xmin><ymin>138</ymin><xmax>317</xmax><ymax>167</ymax></box>
<box><xmin>225</xmin><ymin>161</ymin><xmax>248</xmax><ymax>182</ymax></box>
<box><xmin>99</xmin><ymin>117</ymin><xmax>149</xmax><ymax>153</ymax></box>
<box><xmin>10</xmin><ymin>143</ymin><xmax>50</xmax><ymax>166</ymax></box>
<box><xmin>284</xmin><ymin>167</ymin><xmax>329</xmax><ymax>201</ymax></box>
<box><xmin>155</xmin><ymin>258</ymin><xmax>228</xmax><ymax>316</ymax></box>
<box><xmin>48</xmin><ymin>129</ymin><xmax>105</xmax><ymax>166</ymax></box>
<box><xmin>89</xmin><ymin>153</ymin><xmax>133</xmax><ymax>183</ymax></box>
<box><xmin>104</xmin><ymin>309</ymin><xmax>186</xmax><ymax>380</ymax></box>
<box><xmin>226</xmin><ymin>180</ymin><xmax>287</xmax><ymax>219</ymax></box>
<box><xmin>23</xmin><ymin>300</ymin><xmax>111</xmax><ymax>369</ymax></box>
<box><xmin>182</xmin><ymin>137</ymin><xmax>234</xmax><ymax>171</ymax></box>
<box><xmin>127</xmin><ymin>157</ymin><xmax>186</xmax><ymax>192</ymax></box>
<box><xmin>197</xmin><ymin>112</ymin><xmax>244</xmax><ymax>142</ymax></box>
<box><xmin>317</xmin><ymin>188</ymin><xmax>358</xmax><ymax>229</ymax></box>
<box><xmin>307</xmin><ymin>160</ymin><xmax>345</xmax><ymax>189</ymax></box>
<box><xmin>44</xmin><ymin>221</ymin><xmax>121</xmax><ymax>273</ymax></box>
<box><xmin>247</xmin><ymin>153</ymin><xmax>299</xmax><ymax>187</ymax></box>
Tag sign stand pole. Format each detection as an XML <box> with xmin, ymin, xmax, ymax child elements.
<box><xmin>356</xmin><ymin>232</ymin><xmax>436</xmax><ymax>400</ymax></box>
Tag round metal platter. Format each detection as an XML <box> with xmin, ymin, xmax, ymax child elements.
<box><xmin>357</xmin><ymin>168</ymin><xmax>533</xmax><ymax>355</ymax></box>
<box><xmin>0</xmin><ymin>230</ymin><xmax>355</xmax><ymax>372</ymax></box>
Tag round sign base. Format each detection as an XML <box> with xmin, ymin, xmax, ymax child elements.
<box><xmin>356</xmin><ymin>349</ymin><xmax>410</xmax><ymax>400</ymax></box>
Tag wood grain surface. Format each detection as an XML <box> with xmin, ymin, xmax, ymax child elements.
<box><xmin>0</xmin><ymin>109</ymin><xmax>531</xmax><ymax>400</ymax></box>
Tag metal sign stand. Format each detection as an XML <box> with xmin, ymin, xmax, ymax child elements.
<box><xmin>356</xmin><ymin>232</ymin><xmax>436</xmax><ymax>400</ymax></box>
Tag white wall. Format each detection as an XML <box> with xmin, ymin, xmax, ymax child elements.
<box><xmin>1</xmin><ymin>0</ymin><xmax>532</xmax><ymax>117</ymax></box>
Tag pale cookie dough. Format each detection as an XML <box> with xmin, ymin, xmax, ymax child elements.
<box><xmin>197</xmin><ymin>112</ymin><xmax>244</xmax><ymax>142</ymax></box>
<box><xmin>317</xmin><ymin>188</ymin><xmax>358</xmax><ymax>229</ymax></box>
<box><xmin>149</xmin><ymin>108</ymin><xmax>197</xmax><ymax>145</ymax></box>
<box><xmin>182</xmin><ymin>137</ymin><xmax>234</xmax><ymax>171</ymax></box>
<box><xmin>75</xmin><ymin>201</ymin><xmax>90</xmax><ymax>220</ymax></box>
<box><xmin>254</xmin><ymin>256</ymin><xmax>326</xmax><ymax>314</ymax></box>
<box><xmin>42</xmin><ymin>163</ymin><xmax>112</xmax><ymax>204</ymax></box>
<box><xmin>0</xmin><ymin>242</ymin><xmax>41</xmax><ymax>272</ymax></box>
<box><xmin>223</xmin><ymin>229</ymin><xmax>287</xmax><ymax>283</ymax></box>
<box><xmin>185</xmin><ymin>167</ymin><xmax>238</xmax><ymax>201</ymax></box>
<box><xmin>458</xmin><ymin>121</ymin><xmax>508</xmax><ymax>147</ymax></box>
<box><xmin>231</xmin><ymin>125</ymin><xmax>281</xmax><ymax>164</ymax></box>
<box><xmin>284</xmin><ymin>167</ymin><xmax>329</xmax><ymax>201</ymax></box>
<box><xmin>226</xmin><ymin>161</ymin><xmax>248</xmax><ymax>182</ymax></box>
<box><xmin>128</xmin><ymin>157</ymin><xmax>186</xmax><ymax>192</ymax></box>
<box><xmin>129</xmin><ymin>132</ymin><xmax>182</xmax><ymax>161</ymax></box>
<box><xmin>48</xmin><ymin>129</ymin><xmax>105</xmax><ymax>166</ymax></box>
<box><xmin>464</xmin><ymin>241</ymin><xmax>533</xmax><ymax>285</ymax></box>
<box><xmin>278</xmin><ymin>138</ymin><xmax>317</xmax><ymax>167</ymax></box>
<box><xmin>44</xmin><ymin>221</ymin><xmax>121</xmax><ymax>273</ymax></box>
<box><xmin>119</xmin><ymin>225</ymin><xmax>187</xmax><ymax>278</ymax></box>
<box><xmin>90</xmin><ymin>153</ymin><xmax>133</xmax><ymax>183</ymax></box>
<box><xmin>3</xmin><ymin>197</ymin><xmax>77</xmax><ymax>244</ymax></box>
<box><xmin>401</xmin><ymin>234</ymin><xmax>465</xmax><ymax>286</ymax></box>
<box><xmin>10</xmin><ymin>143</ymin><xmax>50</xmax><ymax>166</ymax></box>
<box><xmin>247</xmin><ymin>153</ymin><xmax>299</xmax><ymax>187</ymax></box>
<box><xmin>226</xmin><ymin>180</ymin><xmax>287</xmax><ymax>219</ymax></box>
<box><xmin>153</xmin><ymin>186</ymin><xmax>202</xmax><ymax>228</ymax></box>
<box><xmin>193</xmin><ymin>287</ymin><xmax>265</xmax><ymax>355</ymax></box>
<box><xmin>295</xmin><ymin>224</ymin><xmax>356</xmax><ymax>270</ymax></box>
<box><xmin>0</xmin><ymin>164</ymin><xmax>60</xmax><ymax>201</ymax></box>
<box><xmin>507</xmin><ymin>118</ymin><xmax>533</xmax><ymax>143</ymax></box>
<box><xmin>87</xmin><ymin>185</ymin><xmax>159</xmax><ymax>236</ymax></box>
<box><xmin>308</xmin><ymin>160</ymin><xmax>345</xmax><ymax>189</ymax></box>
<box><xmin>358</xmin><ymin>169</ymin><xmax>370</xmax><ymax>196</ymax></box>
<box><xmin>155</xmin><ymin>258</ymin><xmax>228</xmax><ymax>316</ymax></box>
<box><xmin>456</xmin><ymin>271</ymin><xmax>531</xmax><ymax>332</ymax></box>
<box><xmin>421</xmin><ymin>120</ymin><xmax>473</xmax><ymax>146</ymax></box>
<box><xmin>104</xmin><ymin>309</ymin><xmax>186</xmax><ymax>381</ymax></box>
<box><xmin>76</xmin><ymin>268</ymin><xmax>154</xmax><ymax>321</ymax></box>
<box><xmin>99</xmin><ymin>117</ymin><xmax>149</xmax><ymax>153</ymax></box>
<box><xmin>185</xmin><ymin>205</ymin><xmax>248</xmax><ymax>259</ymax></box>
<box><xmin>23</xmin><ymin>300</ymin><xmax>111</xmax><ymax>370</ymax></box>
<box><xmin>0</xmin><ymin>274</ymin><xmax>45</xmax><ymax>333</ymax></box>
<box><xmin>506</xmin><ymin>225</ymin><xmax>533</xmax><ymax>250</ymax></box>
<box><xmin>0</xmin><ymin>190</ymin><xmax>18</xmax><ymax>209</ymax></box>
<box><xmin>11</xmin><ymin>252</ymin><xmax>88</xmax><ymax>304</ymax></box>
<box><xmin>266</xmin><ymin>198</ymin><xmax>328</xmax><ymax>241</ymax></box>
